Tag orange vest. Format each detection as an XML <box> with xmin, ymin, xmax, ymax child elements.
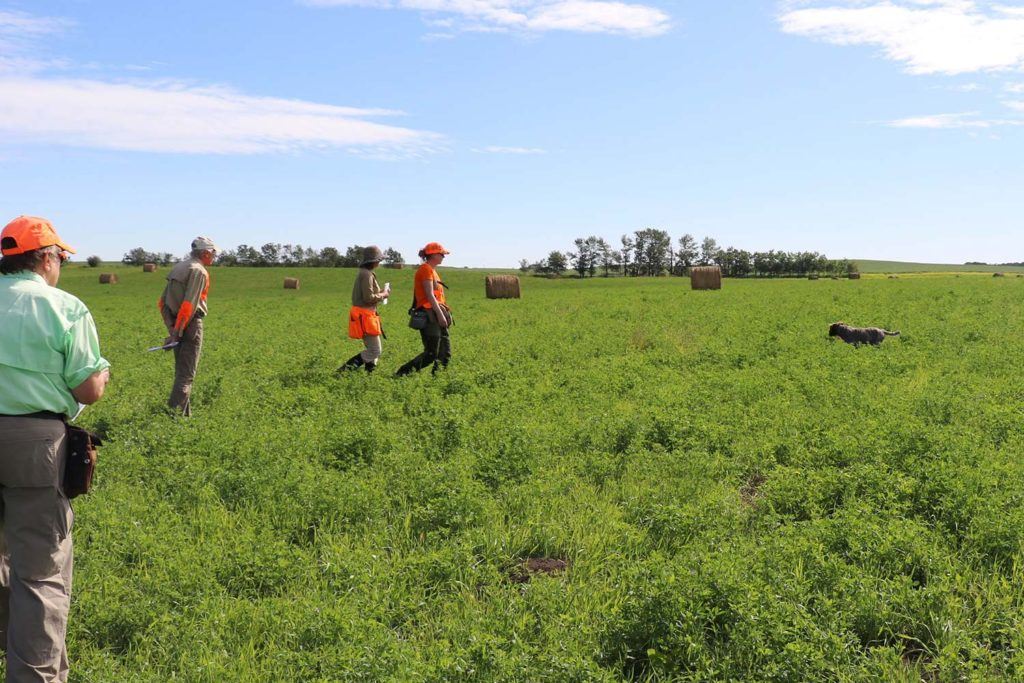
<box><xmin>348</xmin><ymin>306</ymin><xmax>382</xmax><ymax>338</ymax></box>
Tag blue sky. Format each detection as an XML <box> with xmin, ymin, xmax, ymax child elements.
<box><xmin>1</xmin><ymin>0</ymin><xmax>1023</xmax><ymax>266</ymax></box>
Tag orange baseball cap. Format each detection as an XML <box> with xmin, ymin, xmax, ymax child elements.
<box><xmin>422</xmin><ymin>242</ymin><xmax>450</xmax><ymax>256</ymax></box>
<box><xmin>1</xmin><ymin>216</ymin><xmax>76</xmax><ymax>256</ymax></box>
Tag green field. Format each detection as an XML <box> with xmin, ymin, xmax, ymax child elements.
<box><xmin>22</xmin><ymin>265</ymin><xmax>1024</xmax><ymax>681</ymax></box>
<box><xmin>854</xmin><ymin>259</ymin><xmax>1024</xmax><ymax>274</ymax></box>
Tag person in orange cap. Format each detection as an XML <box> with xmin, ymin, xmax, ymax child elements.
<box><xmin>0</xmin><ymin>216</ymin><xmax>110</xmax><ymax>681</ymax></box>
<box><xmin>395</xmin><ymin>242</ymin><xmax>453</xmax><ymax>376</ymax></box>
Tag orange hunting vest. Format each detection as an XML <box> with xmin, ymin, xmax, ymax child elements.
<box><xmin>348</xmin><ymin>306</ymin><xmax>382</xmax><ymax>338</ymax></box>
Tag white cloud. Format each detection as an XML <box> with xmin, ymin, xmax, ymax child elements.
<box><xmin>0</xmin><ymin>77</ymin><xmax>441</xmax><ymax>154</ymax></box>
<box><xmin>0</xmin><ymin>9</ymin><xmax>440</xmax><ymax>155</ymax></box>
<box><xmin>472</xmin><ymin>145</ymin><xmax>547</xmax><ymax>153</ymax></box>
<box><xmin>303</xmin><ymin>0</ymin><xmax>670</xmax><ymax>36</ymax></box>
<box><xmin>887</xmin><ymin>110</ymin><xmax>1024</xmax><ymax>126</ymax></box>
<box><xmin>0</xmin><ymin>9</ymin><xmax>71</xmax><ymax>73</ymax></box>
<box><xmin>946</xmin><ymin>81</ymin><xmax>985</xmax><ymax>91</ymax></box>
<box><xmin>1005</xmin><ymin>81</ymin><xmax>1024</xmax><ymax>91</ymax></box>
<box><xmin>779</xmin><ymin>1</ymin><xmax>1024</xmax><ymax>75</ymax></box>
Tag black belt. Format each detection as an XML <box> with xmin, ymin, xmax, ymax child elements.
<box><xmin>1</xmin><ymin>411</ymin><xmax>66</xmax><ymax>421</ymax></box>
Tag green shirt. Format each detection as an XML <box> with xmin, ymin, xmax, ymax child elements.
<box><xmin>0</xmin><ymin>271</ymin><xmax>110</xmax><ymax>417</ymax></box>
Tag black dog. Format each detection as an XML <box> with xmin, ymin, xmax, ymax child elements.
<box><xmin>828</xmin><ymin>321</ymin><xmax>900</xmax><ymax>346</ymax></box>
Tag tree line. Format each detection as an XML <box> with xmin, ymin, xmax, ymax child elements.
<box><xmin>520</xmin><ymin>229</ymin><xmax>857</xmax><ymax>278</ymax></box>
<box><xmin>122</xmin><ymin>244</ymin><xmax>405</xmax><ymax>268</ymax></box>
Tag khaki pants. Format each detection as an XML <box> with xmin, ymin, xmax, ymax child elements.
<box><xmin>0</xmin><ymin>417</ymin><xmax>73</xmax><ymax>683</ymax></box>
<box><xmin>360</xmin><ymin>335</ymin><xmax>382</xmax><ymax>364</ymax></box>
<box><xmin>169</xmin><ymin>317</ymin><xmax>203</xmax><ymax>416</ymax></box>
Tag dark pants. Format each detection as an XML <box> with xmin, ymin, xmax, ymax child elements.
<box><xmin>0</xmin><ymin>416</ymin><xmax>73</xmax><ymax>683</ymax></box>
<box><xmin>397</xmin><ymin>312</ymin><xmax>451</xmax><ymax>375</ymax></box>
<box><xmin>169</xmin><ymin>317</ymin><xmax>203</xmax><ymax>416</ymax></box>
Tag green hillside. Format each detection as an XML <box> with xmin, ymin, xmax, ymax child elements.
<box><xmin>854</xmin><ymin>259</ymin><xmax>1024</xmax><ymax>274</ymax></box>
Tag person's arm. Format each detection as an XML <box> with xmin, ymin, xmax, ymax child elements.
<box><xmin>422</xmin><ymin>279</ymin><xmax>449</xmax><ymax>328</ymax></box>
<box><xmin>361</xmin><ymin>271</ymin><xmax>388</xmax><ymax>304</ymax></box>
<box><xmin>72</xmin><ymin>368</ymin><xmax>110</xmax><ymax>405</ymax></box>
<box><xmin>63</xmin><ymin>311</ymin><xmax>111</xmax><ymax>407</ymax></box>
<box><xmin>170</xmin><ymin>269</ymin><xmax>208</xmax><ymax>337</ymax></box>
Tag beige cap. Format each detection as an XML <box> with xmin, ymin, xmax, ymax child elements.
<box><xmin>191</xmin><ymin>236</ymin><xmax>219</xmax><ymax>253</ymax></box>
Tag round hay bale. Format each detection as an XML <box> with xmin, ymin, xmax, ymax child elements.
<box><xmin>690</xmin><ymin>266</ymin><xmax>722</xmax><ymax>291</ymax></box>
<box><xmin>848</xmin><ymin>272</ymin><xmax>861</xmax><ymax>280</ymax></box>
<box><xmin>993</xmin><ymin>272</ymin><xmax>1005</xmax><ymax>277</ymax></box>
<box><xmin>808</xmin><ymin>273</ymin><xmax>820</xmax><ymax>280</ymax></box>
<box><xmin>98</xmin><ymin>273</ymin><xmax>118</xmax><ymax>284</ymax></box>
<box><xmin>888</xmin><ymin>275</ymin><xmax>899</xmax><ymax>279</ymax></box>
<box><xmin>143</xmin><ymin>263</ymin><xmax>157</xmax><ymax>272</ymax></box>
<box><xmin>283</xmin><ymin>277</ymin><xmax>300</xmax><ymax>290</ymax></box>
<box><xmin>485</xmin><ymin>274</ymin><xmax>521</xmax><ymax>299</ymax></box>
<box><xmin>387</xmin><ymin>263</ymin><xmax>404</xmax><ymax>270</ymax></box>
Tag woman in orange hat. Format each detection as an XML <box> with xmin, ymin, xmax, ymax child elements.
<box><xmin>395</xmin><ymin>242</ymin><xmax>452</xmax><ymax>376</ymax></box>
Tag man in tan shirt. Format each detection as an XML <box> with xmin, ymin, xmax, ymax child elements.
<box><xmin>158</xmin><ymin>237</ymin><xmax>217</xmax><ymax>416</ymax></box>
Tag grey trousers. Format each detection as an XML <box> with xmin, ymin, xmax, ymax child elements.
<box><xmin>169</xmin><ymin>317</ymin><xmax>203</xmax><ymax>416</ymax></box>
<box><xmin>0</xmin><ymin>416</ymin><xmax>73</xmax><ymax>683</ymax></box>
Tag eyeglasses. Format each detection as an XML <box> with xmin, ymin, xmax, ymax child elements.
<box><xmin>47</xmin><ymin>249</ymin><xmax>69</xmax><ymax>264</ymax></box>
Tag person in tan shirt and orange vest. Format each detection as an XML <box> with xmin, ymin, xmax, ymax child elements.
<box><xmin>158</xmin><ymin>236</ymin><xmax>217</xmax><ymax>416</ymax></box>
<box><xmin>339</xmin><ymin>246</ymin><xmax>391</xmax><ymax>373</ymax></box>
<box><xmin>395</xmin><ymin>242</ymin><xmax>452</xmax><ymax>376</ymax></box>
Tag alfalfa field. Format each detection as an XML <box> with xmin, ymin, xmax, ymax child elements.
<box><xmin>45</xmin><ymin>266</ymin><xmax>1024</xmax><ymax>681</ymax></box>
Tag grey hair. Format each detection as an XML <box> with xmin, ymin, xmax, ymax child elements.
<box><xmin>0</xmin><ymin>246</ymin><xmax>52</xmax><ymax>275</ymax></box>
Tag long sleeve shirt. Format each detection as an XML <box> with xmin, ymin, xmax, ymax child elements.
<box><xmin>159</xmin><ymin>257</ymin><xmax>210</xmax><ymax>334</ymax></box>
<box><xmin>351</xmin><ymin>267</ymin><xmax>386</xmax><ymax>310</ymax></box>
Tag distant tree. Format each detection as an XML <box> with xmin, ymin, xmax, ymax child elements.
<box><xmin>318</xmin><ymin>247</ymin><xmax>342</xmax><ymax>267</ymax></box>
<box><xmin>620</xmin><ymin>235</ymin><xmax>634</xmax><ymax>276</ymax></box>
<box><xmin>676</xmin><ymin>234</ymin><xmax>697</xmax><ymax>274</ymax></box>
<box><xmin>340</xmin><ymin>245</ymin><xmax>364</xmax><ymax>268</ymax></box>
<box><xmin>545</xmin><ymin>250</ymin><xmax>568</xmax><ymax>275</ymax></box>
<box><xmin>699</xmin><ymin>237</ymin><xmax>719</xmax><ymax>266</ymax></box>
<box><xmin>216</xmin><ymin>249</ymin><xmax>238</xmax><ymax>266</ymax></box>
<box><xmin>596</xmin><ymin>238</ymin><xmax>616</xmax><ymax>277</ymax></box>
<box><xmin>383</xmin><ymin>247</ymin><xmax>404</xmax><ymax>267</ymax></box>
<box><xmin>260</xmin><ymin>243</ymin><xmax>281</xmax><ymax>267</ymax></box>
<box><xmin>86</xmin><ymin>255</ymin><xmax>101</xmax><ymax>268</ymax></box>
<box><xmin>569</xmin><ymin>236</ymin><xmax>602</xmax><ymax>278</ymax></box>
<box><xmin>569</xmin><ymin>240</ymin><xmax>587</xmax><ymax>278</ymax></box>
<box><xmin>518</xmin><ymin>259</ymin><xmax>531</xmax><ymax>273</ymax></box>
<box><xmin>633</xmin><ymin>228</ymin><xmax>672</xmax><ymax>276</ymax></box>
<box><xmin>121</xmin><ymin>247</ymin><xmax>150</xmax><ymax>266</ymax></box>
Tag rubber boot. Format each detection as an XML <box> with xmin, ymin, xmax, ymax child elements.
<box><xmin>365</xmin><ymin>361</ymin><xmax>377</xmax><ymax>373</ymax></box>
<box><xmin>337</xmin><ymin>353</ymin><xmax>364</xmax><ymax>373</ymax></box>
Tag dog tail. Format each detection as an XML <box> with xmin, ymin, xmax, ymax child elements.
<box><xmin>884</xmin><ymin>330</ymin><xmax>900</xmax><ymax>336</ymax></box>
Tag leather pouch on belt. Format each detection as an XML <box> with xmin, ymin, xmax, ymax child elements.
<box><xmin>64</xmin><ymin>426</ymin><xmax>101</xmax><ymax>498</ymax></box>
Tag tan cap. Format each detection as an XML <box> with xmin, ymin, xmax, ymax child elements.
<box><xmin>191</xmin><ymin>236</ymin><xmax>219</xmax><ymax>253</ymax></box>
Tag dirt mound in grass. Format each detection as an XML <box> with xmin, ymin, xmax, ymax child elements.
<box><xmin>509</xmin><ymin>557</ymin><xmax>569</xmax><ymax>583</ymax></box>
